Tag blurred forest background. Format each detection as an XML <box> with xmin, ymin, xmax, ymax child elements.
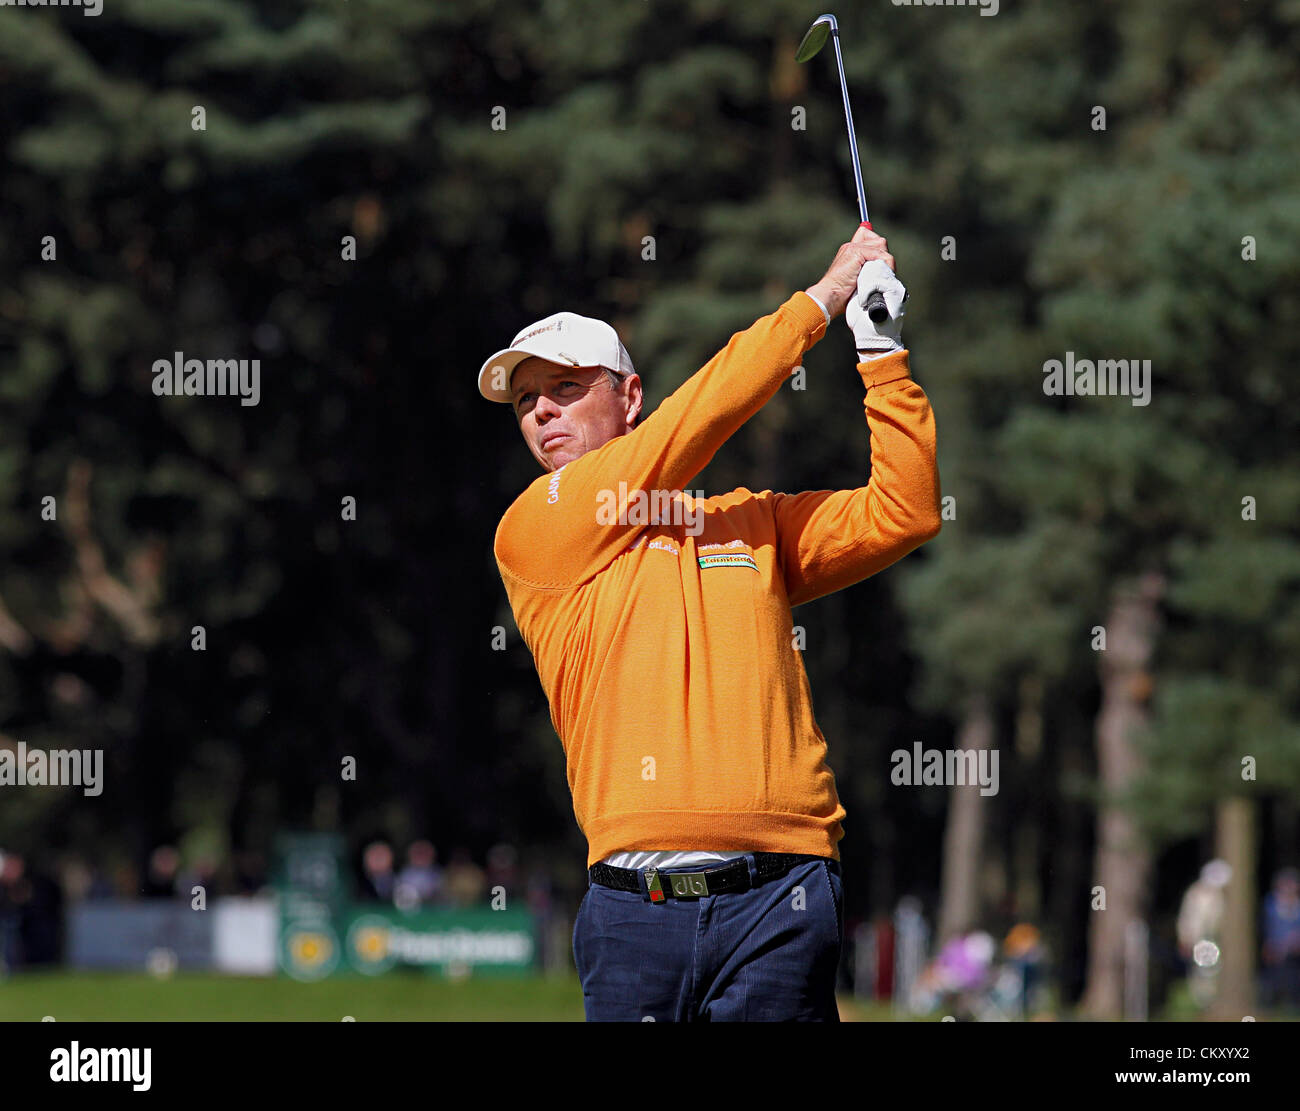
<box><xmin>1</xmin><ymin>0</ymin><xmax>1298</xmax><ymax>1017</ymax></box>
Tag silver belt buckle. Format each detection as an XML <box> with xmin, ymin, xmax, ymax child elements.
<box><xmin>669</xmin><ymin>871</ymin><xmax>710</xmax><ymax>898</ymax></box>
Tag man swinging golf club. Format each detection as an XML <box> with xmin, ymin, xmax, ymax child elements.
<box><xmin>479</xmin><ymin>16</ymin><xmax>940</xmax><ymax>1021</ymax></box>
<box><xmin>479</xmin><ymin>227</ymin><xmax>940</xmax><ymax>1020</ymax></box>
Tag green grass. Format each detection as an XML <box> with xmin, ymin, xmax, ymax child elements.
<box><xmin>1</xmin><ymin>971</ymin><xmax>907</xmax><ymax>1021</ymax></box>
<box><xmin>0</xmin><ymin>970</ymin><xmax>588</xmax><ymax>1022</ymax></box>
<box><xmin>1</xmin><ymin>971</ymin><xmax>1035</xmax><ymax>1021</ymax></box>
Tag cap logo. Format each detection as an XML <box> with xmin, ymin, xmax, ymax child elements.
<box><xmin>516</xmin><ymin>319</ymin><xmax>565</xmax><ymax>344</ymax></box>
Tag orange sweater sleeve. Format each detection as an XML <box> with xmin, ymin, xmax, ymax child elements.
<box><xmin>766</xmin><ymin>349</ymin><xmax>941</xmax><ymax>607</ymax></box>
<box><xmin>495</xmin><ymin>291</ymin><xmax>828</xmax><ymax>590</ymax></box>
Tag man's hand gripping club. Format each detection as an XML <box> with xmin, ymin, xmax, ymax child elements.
<box><xmin>805</xmin><ymin>225</ymin><xmax>908</xmax><ymax>360</ymax></box>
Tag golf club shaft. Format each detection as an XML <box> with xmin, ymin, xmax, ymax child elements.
<box><xmin>829</xmin><ymin>28</ymin><xmax>868</xmax><ymax>226</ymax></box>
<box><xmin>829</xmin><ymin>27</ymin><xmax>888</xmax><ymax>324</ymax></box>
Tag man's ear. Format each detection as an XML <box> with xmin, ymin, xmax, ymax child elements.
<box><xmin>623</xmin><ymin>374</ymin><xmax>643</xmax><ymax>429</ymax></box>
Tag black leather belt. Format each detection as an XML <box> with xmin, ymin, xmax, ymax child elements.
<box><xmin>588</xmin><ymin>852</ymin><xmax>838</xmax><ymax>902</ymax></box>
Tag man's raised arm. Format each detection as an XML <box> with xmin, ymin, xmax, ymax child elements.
<box><xmin>768</xmin><ymin>248</ymin><xmax>942</xmax><ymax>606</ymax></box>
<box><xmin>768</xmin><ymin>350</ymin><xmax>941</xmax><ymax>607</ymax></box>
<box><xmin>495</xmin><ymin>231</ymin><xmax>894</xmax><ymax>591</ymax></box>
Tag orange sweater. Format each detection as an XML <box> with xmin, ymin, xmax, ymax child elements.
<box><xmin>495</xmin><ymin>292</ymin><xmax>941</xmax><ymax>867</ymax></box>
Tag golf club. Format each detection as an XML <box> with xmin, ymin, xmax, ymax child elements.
<box><xmin>796</xmin><ymin>13</ymin><xmax>890</xmax><ymax>324</ymax></box>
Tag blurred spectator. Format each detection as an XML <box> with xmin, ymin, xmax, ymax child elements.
<box><xmin>913</xmin><ymin>930</ymin><xmax>996</xmax><ymax>1018</ymax></box>
<box><xmin>1002</xmin><ymin>922</ymin><xmax>1047</xmax><ymax>1015</ymax></box>
<box><xmin>234</xmin><ymin>850</ymin><xmax>269</xmax><ymax>895</ymax></box>
<box><xmin>444</xmin><ymin>847</ymin><xmax>487</xmax><ymax>908</ymax></box>
<box><xmin>58</xmin><ymin>855</ymin><xmax>113</xmax><ymax>902</ymax></box>
<box><xmin>937</xmin><ymin>931</ymin><xmax>996</xmax><ymax>994</ymax></box>
<box><xmin>394</xmin><ymin>840</ymin><xmax>445</xmax><ymax>909</ymax></box>
<box><xmin>524</xmin><ymin>862</ymin><xmax>556</xmax><ymax>969</ymax></box>
<box><xmin>178</xmin><ymin>855</ymin><xmax>220</xmax><ymax>902</ymax></box>
<box><xmin>0</xmin><ymin>851</ymin><xmax>62</xmax><ymax>968</ymax></box>
<box><xmin>85</xmin><ymin>864</ymin><xmax>116</xmax><ymax>900</ymax></box>
<box><xmin>58</xmin><ymin>856</ymin><xmax>94</xmax><ymax>902</ymax></box>
<box><xmin>142</xmin><ymin>845</ymin><xmax>181</xmax><ymax>898</ymax></box>
<box><xmin>359</xmin><ymin>840</ymin><xmax>395</xmax><ymax>902</ymax></box>
<box><xmin>112</xmin><ymin>861</ymin><xmax>141</xmax><ymax>898</ymax></box>
<box><xmin>20</xmin><ymin>865</ymin><xmax>62</xmax><ymax>965</ymax></box>
<box><xmin>0</xmin><ymin>850</ymin><xmax>25</xmax><ymax>970</ymax></box>
<box><xmin>1262</xmin><ymin>867</ymin><xmax>1300</xmax><ymax>1011</ymax></box>
<box><xmin>892</xmin><ymin>896</ymin><xmax>929</xmax><ymax>1012</ymax></box>
<box><xmin>486</xmin><ymin>843</ymin><xmax>518</xmax><ymax>897</ymax></box>
<box><xmin>1177</xmin><ymin>858</ymin><xmax>1231</xmax><ymax>1008</ymax></box>
<box><xmin>525</xmin><ymin>863</ymin><xmax>552</xmax><ymax>916</ymax></box>
<box><xmin>865</xmin><ymin>912</ymin><xmax>896</xmax><ymax>999</ymax></box>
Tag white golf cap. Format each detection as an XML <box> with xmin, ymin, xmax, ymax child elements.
<box><xmin>478</xmin><ymin>311</ymin><xmax>634</xmax><ymax>403</ymax></box>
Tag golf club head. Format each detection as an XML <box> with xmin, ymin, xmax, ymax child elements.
<box><xmin>795</xmin><ymin>14</ymin><xmax>837</xmax><ymax>63</ymax></box>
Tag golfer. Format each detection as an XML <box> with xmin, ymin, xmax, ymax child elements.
<box><xmin>479</xmin><ymin>227</ymin><xmax>940</xmax><ymax>1020</ymax></box>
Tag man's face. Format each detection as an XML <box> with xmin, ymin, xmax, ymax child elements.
<box><xmin>510</xmin><ymin>356</ymin><xmax>643</xmax><ymax>472</ymax></box>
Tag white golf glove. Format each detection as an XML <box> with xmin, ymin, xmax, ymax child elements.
<box><xmin>845</xmin><ymin>259</ymin><xmax>908</xmax><ymax>358</ymax></box>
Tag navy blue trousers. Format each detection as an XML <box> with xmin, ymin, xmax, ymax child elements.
<box><xmin>573</xmin><ymin>856</ymin><xmax>843</xmax><ymax>1021</ymax></box>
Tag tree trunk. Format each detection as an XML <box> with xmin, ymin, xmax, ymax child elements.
<box><xmin>1014</xmin><ymin>673</ymin><xmax>1045</xmax><ymax>919</ymax></box>
<box><xmin>1080</xmin><ymin>572</ymin><xmax>1164</xmax><ymax>1019</ymax></box>
<box><xmin>937</xmin><ymin>692</ymin><xmax>995</xmax><ymax>945</ymax></box>
<box><xmin>1209</xmin><ymin>795</ymin><xmax>1256</xmax><ymax>1018</ymax></box>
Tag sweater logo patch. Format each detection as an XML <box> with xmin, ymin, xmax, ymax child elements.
<box><xmin>698</xmin><ymin>553</ymin><xmax>758</xmax><ymax>572</ymax></box>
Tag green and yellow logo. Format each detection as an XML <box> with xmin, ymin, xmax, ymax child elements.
<box><xmin>282</xmin><ymin>925</ymin><xmax>339</xmax><ymax>981</ymax></box>
<box><xmin>698</xmin><ymin>553</ymin><xmax>758</xmax><ymax>572</ymax></box>
<box><xmin>348</xmin><ymin>915</ymin><xmax>398</xmax><ymax>975</ymax></box>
